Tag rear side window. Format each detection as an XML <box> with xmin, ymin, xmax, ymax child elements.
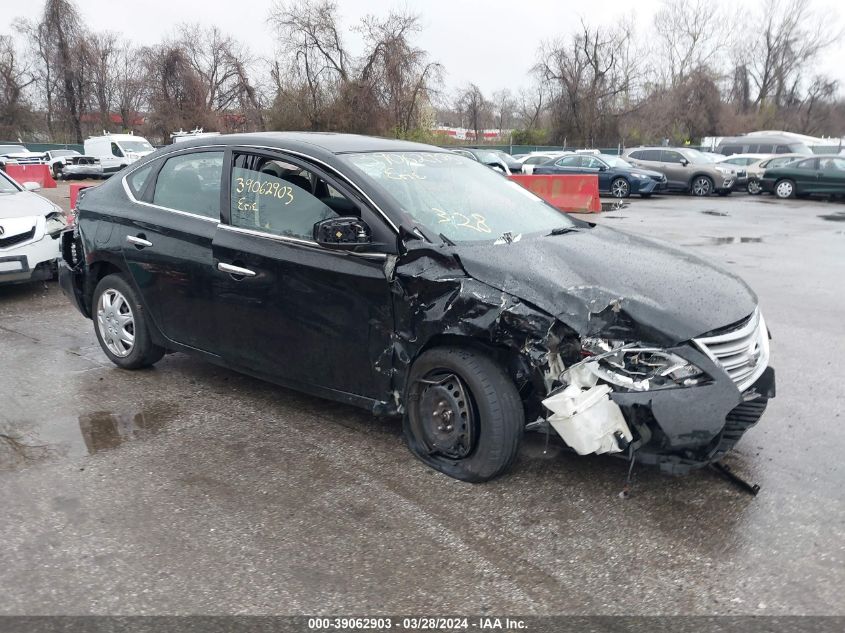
<box><xmin>721</xmin><ymin>145</ymin><xmax>743</xmax><ymax>155</ymax></box>
<box><xmin>230</xmin><ymin>154</ymin><xmax>344</xmax><ymax>241</ymax></box>
<box><xmin>152</xmin><ymin>151</ymin><xmax>224</xmax><ymax>218</ymax></box>
<box><xmin>776</xmin><ymin>145</ymin><xmax>791</xmax><ymax>153</ymax></box>
<box><xmin>126</xmin><ymin>162</ymin><xmax>154</xmax><ymax>198</ymax></box>
<box><xmin>756</xmin><ymin>144</ymin><xmax>773</xmax><ymax>153</ymax></box>
<box><xmin>643</xmin><ymin>150</ymin><xmax>663</xmax><ymax>161</ymax></box>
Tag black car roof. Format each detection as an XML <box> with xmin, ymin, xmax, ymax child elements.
<box><xmin>170</xmin><ymin>132</ymin><xmax>446</xmax><ymax>158</ymax></box>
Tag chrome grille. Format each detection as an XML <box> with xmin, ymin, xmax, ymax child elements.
<box><xmin>694</xmin><ymin>309</ymin><xmax>770</xmax><ymax>392</ymax></box>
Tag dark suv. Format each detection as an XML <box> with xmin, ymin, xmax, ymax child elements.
<box><xmin>60</xmin><ymin>133</ymin><xmax>775</xmax><ymax>481</ymax></box>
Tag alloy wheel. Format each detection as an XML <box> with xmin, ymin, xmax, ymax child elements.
<box><xmin>692</xmin><ymin>177</ymin><xmax>712</xmax><ymax>196</ymax></box>
<box><xmin>747</xmin><ymin>180</ymin><xmax>762</xmax><ymax>195</ymax></box>
<box><xmin>610</xmin><ymin>179</ymin><xmax>630</xmax><ymax>198</ymax></box>
<box><xmin>97</xmin><ymin>289</ymin><xmax>135</xmax><ymax>357</ymax></box>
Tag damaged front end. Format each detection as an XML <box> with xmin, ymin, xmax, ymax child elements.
<box><xmin>541</xmin><ymin>309</ymin><xmax>775</xmax><ymax>474</ymax></box>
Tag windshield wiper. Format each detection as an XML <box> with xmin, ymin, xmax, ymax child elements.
<box><xmin>547</xmin><ymin>226</ymin><xmax>580</xmax><ymax>236</ymax></box>
<box><xmin>438</xmin><ymin>232</ymin><xmax>456</xmax><ymax>246</ymax></box>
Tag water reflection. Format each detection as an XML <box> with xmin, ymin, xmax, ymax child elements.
<box><xmin>78</xmin><ymin>408</ymin><xmax>168</xmax><ymax>454</ymax></box>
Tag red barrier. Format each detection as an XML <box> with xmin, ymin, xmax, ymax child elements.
<box><xmin>5</xmin><ymin>164</ymin><xmax>57</xmax><ymax>189</ymax></box>
<box><xmin>70</xmin><ymin>183</ymin><xmax>96</xmax><ymax>210</ymax></box>
<box><xmin>510</xmin><ymin>174</ymin><xmax>601</xmax><ymax>213</ymax></box>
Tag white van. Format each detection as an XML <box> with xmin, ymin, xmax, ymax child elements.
<box><xmin>83</xmin><ymin>134</ymin><xmax>155</xmax><ymax>175</ymax></box>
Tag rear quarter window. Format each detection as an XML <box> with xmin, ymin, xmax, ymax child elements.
<box><xmin>152</xmin><ymin>152</ymin><xmax>224</xmax><ymax>218</ymax></box>
<box><xmin>126</xmin><ymin>162</ymin><xmax>155</xmax><ymax>198</ymax></box>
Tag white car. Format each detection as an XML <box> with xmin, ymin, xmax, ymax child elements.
<box><xmin>517</xmin><ymin>151</ymin><xmax>572</xmax><ymax>174</ymax></box>
<box><xmin>0</xmin><ymin>171</ymin><xmax>67</xmax><ymax>284</ymax></box>
<box><xmin>43</xmin><ymin>149</ymin><xmax>81</xmax><ymax>177</ymax></box>
<box><xmin>0</xmin><ymin>144</ymin><xmax>47</xmax><ymax>166</ymax></box>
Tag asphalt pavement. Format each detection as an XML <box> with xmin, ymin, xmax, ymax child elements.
<box><xmin>1</xmin><ymin>184</ymin><xmax>843</xmax><ymax>615</ymax></box>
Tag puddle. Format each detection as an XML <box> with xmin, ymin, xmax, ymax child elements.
<box><xmin>1</xmin><ymin>403</ymin><xmax>174</xmax><ymax>471</ymax></box>
<box><xmin>704</xmin><ymin>237</ymin><xmax>764</xmax><ymax>245</ymax></box>
<box><xmin>702</xmin><ymin>210</ymin><xmax>729</xmax><ymax>217</ymax></box>
<box><xmin>819</xmin><ymin>213</ymin><xmax>845</xmax><ymax>222</ymax></box>
<box><xmin>603</xmin><ymin>215</ymin><xmax>628</xmax><ymax>220</ymax></box>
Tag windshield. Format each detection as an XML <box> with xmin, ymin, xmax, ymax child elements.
<box><xmin>602</xmin><ymin>155</ymin><xmax>632</xmax><ymax>168</ymax></box>
<box><xmin>344</xmin><ymin>151</ymin><xmax>575</xmax><ymax>243</ymax></box>
<box><xmin>0</xmin><ymin>145</ymin><xmax>27</xmax><ymax>154</ymax></box>
<box><xmin>120</xmin><ymin>140</ymin><xmax>154</xmax><ymax>152</ymax></box>
<box><xmin>681</xmin><ymin>149</ymin><xmax>717</xmax><ymax>164</ymax></box>
<box><xmin>0</xmin><ymin>172</ymin><xmax>20</xmax><ymax>193</ymax></box>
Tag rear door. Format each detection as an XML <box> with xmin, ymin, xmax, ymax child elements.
<box><xmin>818</xmin><ymin>157</ymin><xmax>845</xmax><ymax>194</ymax></box>
<box><xmin>660</xmin><ymin>150</ymin><xmax>688</xmax><ymax>188</ymax></box>
<box><xmin>121</xmin><ymin>149</ymin><xmax>224</xmax><ymax>352</ymax></box>
<box><xmin>211</xmin><ymin>148</ymin><xmax>396</xmax><ymax>400</ymax></box>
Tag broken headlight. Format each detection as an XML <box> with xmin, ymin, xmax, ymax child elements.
<box><xmin>579</xmin><ymin>338</ymin><xmax>709</xmax><ymax>391</ymax></box>
<box><xmin>45</xmin><ymin>211</ymin><xmax>67</xmax><ymax>239</ymax></box>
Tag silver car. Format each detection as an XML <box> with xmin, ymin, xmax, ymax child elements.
<box><xmin>623</xmin><ymin>147</ymin><xmax>740</xmax><ymax>196</ymax></box>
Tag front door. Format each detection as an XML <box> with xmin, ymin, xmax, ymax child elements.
<box><xmin>121</xmin><ymin>149</ymin><xmax>224</xmax><ymax>352</ymax></box>
<box><xmin>211</xmin><ymin>150</ymin><xmax>395</xmax><ymax>401</ymax></box>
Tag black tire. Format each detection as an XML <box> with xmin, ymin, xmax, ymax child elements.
<box><xmin>774</xmin><ymin>179</ymin><xmax>796</xmax><ymax>199</ymax></box>
<box><xmin>92</xmin><ymin>273</ymin><xmax>164</xmax><ymax>369</ymax></box>
<box><xmin>609</xmin><ymin>177</ymin><xmax>630</xmax><ymax>198</ymax></box>
<box><xmin>52</xmin><ymin>164</ymin><xmax>63</xmax><ymax>180</ymax></box>
<box><xmin>403</xmin><ymin>346</ymin><xmax>524</xmax><ymax>482</ymax></box>
<box><xmin>690</xmin><ymin>175</ymin><xmax>714</xmax><ymax>196</ymax></box>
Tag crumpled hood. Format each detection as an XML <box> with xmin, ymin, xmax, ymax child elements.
<box><xmin>455</xmin><ymin>225</ymin><xmax>757</xmax><ymax>345</ymax></box>
<box><xmin>0</xmin><ymin>191</ymin><xmax>58</xmax><ymax>219</ymax></box>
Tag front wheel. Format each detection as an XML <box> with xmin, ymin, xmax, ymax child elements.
<box><xmin>775</xmin><ymin>179</ymin><xmax>796</xmax><ymax>199</ymax></box>
<box><xmin>747</xmin><ymin>179</ymin><xmax>762</xmax><ymax>195</ymax></box>
<box><xmin>690</xmin><ymin>176</ymin><xmax>714</xmax><ymax>196</ymax></box>
<box><xmin>610</xmin><ymin>177</ymin><xmax>630</xmax><ymax>198</ymax></box>
<box><xmin>404</xmin><ymin>347</ymin><xmax>524</xmax><ymax>482</ymax></box>
<box><xmin>93</xmin><ymin>274</ymin><xmax>164</xmax><ymax>369</ymax></box>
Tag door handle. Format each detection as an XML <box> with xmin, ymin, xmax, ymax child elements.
<box><xmin>126</xmin><ymin>235</ymin><xmax>153</xmax><ymax>248</ymax></box>
<box><xmin>217</xmin><ymin>262</ymin><xmax>256</xmax><ymax>278</ymax></box>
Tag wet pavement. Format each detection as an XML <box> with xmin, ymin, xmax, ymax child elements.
<box><xmin>1</xmin><ymin>187</ymin><xmax>843</xmax><ymax>615</ymax></box>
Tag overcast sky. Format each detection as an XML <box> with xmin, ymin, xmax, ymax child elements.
<box><xmin>6</xmin><ymin>0</ymin><xmax>845</xmax><ymax>97</ymax></box>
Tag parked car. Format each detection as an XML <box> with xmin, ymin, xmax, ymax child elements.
<box><xmin>83</xmin><ymin>134</ymin><xmax>155</xmax><ymax>176</ymax></box>
<box><xmin>43</xmin><ymin>149</ymin><xmax>81</xmax><ymax>178</ymax></box>
<box><xmin>533</xmin><ymin>153</ymin><xmax>666</xmax><ymax>198</ymax></box>
<box><xmin>450</xmin><ymin>148</ymin><xmax>522</xmax><ymax>173</ymax></box>
<box><xmin>717</xmin><ymin>153</ymin><xmax>808</xmax><ymax>194</ymax></box>
<box><xmin>623</xmin><ymin>147</ymin><xmax>740</xmax><ymax>196</ymax></box>
<box><xmin>0</xmin><ymin>144</ymin><xmax>47</xmax><ymax>167</ymax></box>
<box><xmin>517</xmin><ymin>151</ymin><xmax>571</xmax><ymax>175</ymax></box>
<box><xmin>0</xmin><ymin>170</ymin><xmax>67</xmax><ymax>284</ymax></box>
<box><xmin>60</xmin><ymin>132</ymin><xmax>775</xmax><ymax>481</ymax></box>
<box><xmin>760</xmin><ymin>154</ymin><xmax>845</xmax><ymax>199</ymax></box>
<box><xmin>62</xmin><ymin>155</ymin><xmax>105</xmax><ymax>179</ymax></box>
<box><xmin>715</xmin><ymin>133</ymin><xmax>812</xmax><ymax>157</ymax></box>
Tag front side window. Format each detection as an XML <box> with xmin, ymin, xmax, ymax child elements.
<box><xmin>344</xmin><ymin>151</ymin><xmax>575</xmax><ymax>243</ymax></box>
<box><xmin>152</xmin><ymin>151</ymin><xmax>223</xmax><ymax>218</ymax></box>
<box><xmin>0</xmin><ymin>171</ymin><xmax>20</xmax><ymax>193</ymax></box>
<box><xmin>662</xmin><ymin>151</ymin><xmax>683</xmax><ymax>164</ymax></box>
<box><xmin>229</xmin><ymin>154</ymin><xmax>341</xmax><ymax>240</ymax></box>
<box><xmin>111</xmin><ymin>143</ymin><xmax>123</xmax><ymax>157</ymax></box>
<box><xmin>556</xmin><ymin>156</ymin><xmax>581</xmax><ymax>167</ymax></box>
<box><xmin>776</xmin><ymin>145</ymin><xmax>791</xmax><ymax>153</ymax></box>
<box><xmin>795</xmin><ymin>159</ymin><xmax>818</xmax><ymax>170</ymax></box>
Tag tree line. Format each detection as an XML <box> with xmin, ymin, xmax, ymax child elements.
<box><xmin>0</xmin><ymin>0</ymin><xmax>842</xmax><ymax>147</ymax></box>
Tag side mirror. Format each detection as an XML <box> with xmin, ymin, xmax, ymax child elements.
<box><xmin>483</xmin><ymin>158</ymin><xmax>511</xmax><ymax>175</ymax></box>
<box><xmin>680</xmin><ymin>158</ymin><xmax>689</xmax><ymax>166</ymax></box>
<box><xmin>313</xmin><ymin>216</ymin><xmax>372</xmax><ymax>250</ymax></box>
<box><xmin>597</xmin><ymin>165</ymin><xmax>607</xmax><ymax>171</ymax></box>
<box><xmin>23</xmin><ymin>181</ymin><xmax>41</xmax><ymax>191</ymax></box>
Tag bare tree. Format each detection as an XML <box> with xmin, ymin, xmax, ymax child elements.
<box><xmin>653</xmin><ymin>0</ymin><xmax>734</xmax><ymax>86</ymax></box>
<box><xmin>40</xmin><ymin>0</ymin><xmax>88</xmax><ymax>143</ymax></box>
<box><xmin>491</xmin><ymin>88</ymin><xmax>516</xmax><ymax>133</ymax></box>
<box><xmin>455</xmin><ymin>83</ymin><xmax>490</xmax><ymax>143</ymax></box>
<box><xmin>735</xmin><ymin>0</ymin><xmax>840</xmax><ymax>108</ymax></box>
<box><xmin>113</xmin><ymin>43</ymin><xmax>147</xmax><ymax>131</ymax></box>
<box><xmin>357</xmin><ymin>10</ymin><xmax>442</xmax><ymax>136</ymax></box>
<box><xmin>0</xmin><ymin>35</ymin><xmax>35</xmax><ymax>138</ymax></box>
<box><xmin>536</xmin><ymin>20</ymin><xmax>639</xmax><ymax>145</ymax></box>
<box><xmin>88</xmin><ymin>32</ymin><xmax>119</xmax><ymax>130</ymax></box>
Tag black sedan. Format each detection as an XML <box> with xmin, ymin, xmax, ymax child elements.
<box><xmin>59</xmin><ymin>132</ymin><xmax>774</xmax><ymax>482</ymax></box>
<box><xmin>534</xmin><ymin>153</ymin><xmax>666</xmax><ymax>198</ymax></box>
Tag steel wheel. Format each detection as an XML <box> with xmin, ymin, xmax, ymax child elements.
<box><xmin>747</xmin><ymin>179</ymin><xmax>762</xmax><ymax>195</ymax></box>
<box><xmin>610</xmin><ymin>178</ymin><xmax>630</xmax><ymax>198</ymax></box>
<box><xmin>96</xmin><ymin>288</ymin><xmax>135</xmax><ymax>358</ymax></box>
<box><xmin>775</xmin><ymin>180</ymin><xmax>795</xmax><ymax>199</ymax></box>
<box><xmin>691</xmin><ymin>176</ymin><xmax>713</xmax><ymax>196</ymax></box>
<box><xmin>412</xmin><ymin>371</ymin><xmax>477</xmax><ymax>459</ymax></box>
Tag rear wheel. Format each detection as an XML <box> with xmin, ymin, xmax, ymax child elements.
<box><xmin>775</xmin><ymin>179</ymin><xmax>796</xmax><ymax>199</ymax></box>
<box><xmin>747</xmin><ymin>179</ymin><xmax>762</xmax><ymax>195</ymax></box>
<box><xmin>93</xmin><ymin>274</ymin><xmax>164</xmax><ymax>369</ymax></box>
<box><xmin>691</xmin><ymin>176</ymin><xmax>714</xmax><ymax>196</ymax></box>
<box><xmin>610</xmin><ymin>177</ymin><xmax>630</xmax><ymax>198</ymax></box>
<box><xmin>52</xmin><ymin>164</ymin><xmax>63</xmax><ymax>180</ymax></box>
<box><xmin>404</xmin><ymin>347</ymin><xmax>524</xmax><ymax>482</ymax></box>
